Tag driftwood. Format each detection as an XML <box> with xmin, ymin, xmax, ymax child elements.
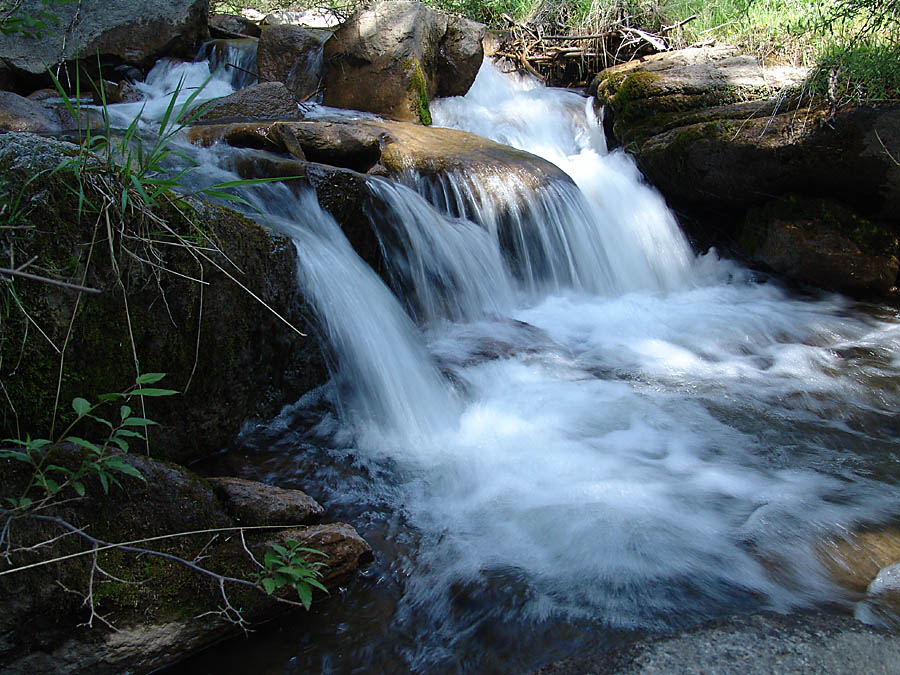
<box><xmin>494</xmin><ymin>14</ymin><xmax>697</xmax><ymax>85</ymax></box>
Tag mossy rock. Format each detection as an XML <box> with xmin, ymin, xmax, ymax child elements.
<box><xmin>0</xmin><ymin>133</ymin><xmax>326</xmax><ymax>464</ymax></box>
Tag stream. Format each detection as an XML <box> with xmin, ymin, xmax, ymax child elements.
<box><xmin>108</xmin><ymin>51</ymin><xmax>900</xmax><ymax>673</ymax></box>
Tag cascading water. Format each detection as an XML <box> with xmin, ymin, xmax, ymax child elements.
<box><xmin>114</xmin><ymin>56</ymin><xmax>900</xmax><ymax>673</ymax></box>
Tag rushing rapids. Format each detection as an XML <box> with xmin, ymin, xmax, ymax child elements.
<box><xmin>110</xmin><ymin>50</ymin><xmax>900</xmax><ymax>672</ymax></box>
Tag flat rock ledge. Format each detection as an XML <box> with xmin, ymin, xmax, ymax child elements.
<box><xmin>535</xmin><ymin>612</ymin><xmax>900</xmax><ymax>675</ymax></box>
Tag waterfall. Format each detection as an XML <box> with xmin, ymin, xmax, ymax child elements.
<box><xmin>115</xmin><ymin>56</ymin><xmax>900</xmax><ymax>672</ymax></box>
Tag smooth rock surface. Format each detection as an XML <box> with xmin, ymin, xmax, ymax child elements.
<box><xmin>197</xmin><ymin>81</ymin><xmax>301</xmax><ymax>122</ymax></box>
<box><xmin>257</xmin><ymin>24</ymin><xmax>327</xmax><ymax>102</ymax></box>
<box><xmin>0</xmin><ymin>0</ymin><xmax>209</xmax><ymax>81</ymax></box>
<box><xmin>322</xmin><ymin>0</ymin><xmax>484</xmax><ymax>123</ymax></box>
<box><xmin>536</xmin><ymin>612</ymin><xmax>900</xmax><ymax>674</ymax></box>
<box><xmin>208</xmin><ymin>476</ymin><xmax>324</xmax><ymax>525</ymax></box>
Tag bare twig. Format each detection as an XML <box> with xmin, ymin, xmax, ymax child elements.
<box><xmin>0</xmin><ymin>267</ymin><xmax>100</xmax><ymax>294</ymax></box>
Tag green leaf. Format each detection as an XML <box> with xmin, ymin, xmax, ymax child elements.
<box><xmin>136</xmin><ymin>372</ymin><xmax>167</xmax><ymax>385</ymax></box>
<box><xmin>296</xmin><ymin>582</ymin><xmax>312</xmax><ymax>610</ymax></box>
<box><xmin>261</xmin><ymin>577</ymin><xmax>277</xmax><ymax>595</ymax></box>
<box><xmin>113</xmin><ymin>428</ymin><xmax>145</xmax><ymax>439</ymax></box>
<box><xmin>120</xmin><ymin>405</ymin><xmax>132</xmax><ymax>421</ymax></box>
<box><xmin>306</xmin><ymin>578</ymin><xmax>329</xmax><ymax>594</ymax></box>
<box><xmin>110</xmin><ymin>437</ymin><xmax>129</xmax><ymax>452</ymax></box>
<box><xmin>97</xmin><ymin>470</ymin><xmax>110</xmax><ymax>494</ymax></box>
<box><xmin>46</xmin><ymin>464</ymin><xmax>74</xmax><ymax>477</ymax></box>
<box><xmin>102</xmin><ymin>457</ymin><xmax>145</xmax><ymax>482</ymax></box>
<box><xmin>263</xmin><ymin>551</ymin><xmax>280</xmax><ymax>568</ymax></box>
<box><xmin>0</xmin><ymin>450</ymin><xmax>33</xmax><ymax>463</ymax></box>
<box><xmin>72</xmin><ymin>397</ymin><xmax>91</xmax><ymax>416</ymax></box>
<box><xmin>121</xmin><ymin>417</ymin><xmax>159</xmax><ymax>427</ymax></box>
<box><xmin>98</xmin><ymin>393</ymin><xmax>125</xmax><ymax>402</ymax></box>
<box><xmin>87</xmin><ymin>414</ymin><xmax>114</xmax><ymax>429</ymax></box>
<box><xmin>211</xmin><ymin>176</ymin><xmax>302</xmax><ymax>189</ymax></box>
<box><xmin>72</xmin><ymin>481</ymin><xmax>86</xmax><ymax>497</ymax></box>
<box><xmin>65</xmin><ymin>436</ymin><xmax>101</xmax><ymax>454</ymax></box>
<box><xmin>130</xmin><ymin>387</ymin><xmax>178</xmax><ymax>397</ymax></box>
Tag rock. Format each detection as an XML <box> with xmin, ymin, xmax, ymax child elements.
<box><xmin>263</xmin><ymin>9</ymin><xmax>341</xmax><ymax>28</ymax></box>
<box><xmin>0</xmin><ymin>91</ymin><xmax>79</xmax><ymax>133</ymax></box>
<box><xmin>741</xmin><ymin>197</ymin><xmax>898</xmax><ymax>296</ymax></box>
<box><xmin>0</xmin><ymin>447</ymin><xmax>371</xmax><ymax>673</ymax></box>
<box><xmin>197</xmin><ymin>81</ymin><xmax>302</xmax><ymax>122</ymax></box>
<box><xmin>819</xmin><ymin>527</ymin><xmax>900</xmax><ymax>593</ymax></box>
<box><xmin>535</xmin><ymin>612</ymin><xmax>900</xmax><ymax>674</ymax></box>
<box><xmin>593</xmin><ymin>45</ymin><xmax>900</xmax><ymax>297</ymax></box>
<box><xmin>257</xmin><ymin>24</ymin><xmax>328</xmax><ymax>102</ymax></box>
<box><xmin>209</xmin><ymin>13</ymin><xmax>261</xmax><ymax>39</ymax></box>
<box><xmin>322</xmin><ymin>0</ymin><xmax>485</xmax><ymax>123</ymax></box>
<box><xmin>208</xmin><ymin>476</ymin><xmax>324</xmax><ymax>525</ymax></box>
<box><xmin>0</xmin><ymin>0</ymin><xmax>209</xmax><ymax>85</ymax></box>
<box><xmin>0</xmin><ymin>133</ymin><xmax>326</xmax><ymax>465</ymax></box>
<box><xmin>91</xmin><ymin>79</ymin><xmax>142</xmax><ymax>105</ymax></box>
<box><xmin>26</xmin><ymin>88</ymin><xmax>58</xmax><ymax>101</ymax></box>
<box><xmin>263</xmin><ymin>523</ymin><xmax>374</xmax><ymax>587</ymax></box>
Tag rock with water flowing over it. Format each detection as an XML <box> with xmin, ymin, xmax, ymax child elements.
<box><xmin>257</xmin><ymin>24</ymin><xmax>328</xmax><ymax>103</ymax></box>
<box><xmin>0</xmin><ymin>447</ymin><xmax>372</xmax><ymax>673</ymax></box>
<box><xmin>322</xmin><ymin>0</ymin><xmax>485</xmax><ymax>124</ymax></box>
<box><xmin>593</xmin><ymin>45</ymin><xmax>900</xmax><ymax>297</ymax></box>
<box><xmin>197</xmin><ymin>81</ymin><xmax>302</xmax><ymax>122</ymax></box>
<box><xmin>0</xmin><ymin>0</ymin><xmax>209</xmax><ymax>87</ymax></box>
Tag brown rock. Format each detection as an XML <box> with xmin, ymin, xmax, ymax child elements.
<box><xmin>322</xmin><ymin>1</ymin><xmax>484</xmax><ymax>123</ymax></box>
<box><xmin>741</xmin><ymin>198</ymin><xmax>898</xmax><ymax>296</ymax></box>
<box><xmin>257</xmin><ymin>24</ymin><xmax>326</xmax><ymax>102</ymax></box>
<box><xmin>819</xmin><ymin>527</ymin><xmax>900</xmax><ymax>593</ymax></box>
<box><xmin>0</xmin><ymin>91</ymin><xmax>80</xmax><ymax>133</ymax></box>
<box><xmin>208</xmin><ymin>476</ymin><xmax>324</xmax><ymax>525</ymax></box>
<box><xmin>268</xmin><ymin>523</ymin><xmax>374</xmax><ymax>587</ymax></box>
<box><xmin>197</xmin><ymin>81</ymin><xmax>301</xmax><ymax>122</ymax></box>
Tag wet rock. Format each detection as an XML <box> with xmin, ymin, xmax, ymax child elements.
<box><xmin>0</xmin><ymin>91</ymin><xmax>78</xmax><ymax>133</ymax></box>
<box><xmin>593</xmin><ymin>45</ymin><xmax>900</xmax><ymax>298</ymax></box>
<box><xmin>209</xmin><ymin>13</ymin><xmax>262</xmax><ymax>39</ymax></box>
<box><xmin>819</xmin><ymin>527</ymin><xmax>900</xmax><ymax>593</ymax></box>
<box><xmin>208</xmin><ymin>476</ymin><xmax>324</xmax><ymax>525</ymax></box>
<box><xmin>322</xmin><ymin>0</ymin><xmax>484</xmax><ymax>124</ymax></box>
<box><xmin>536</xmin><ymin>612</ymin><xmax>900</xmax><ymax>674</ymax></box>
<box><xmin>0</xmin><ymin>448</ymin><xmax>371</xmax><ymax>673</ymax></box>
<box><xmin>91</xmin><ymin>79</ymin><xmax>142</xmax><ymax>105</ymax></box>
<box><xmin>262</xmin><ymin>523</ymin><xmax>374</xmax><ymax>587</ymax></box>
<box><xmin>0</xmin><ymin>0</ymin><xmax>209</xmax><ymax>85</ymax></box>
<box><xmin>257</xmin><ymin>24</ymin><xmax>327</xmax><ymax>102</ymax></box>
<box><xmin>197</xmin><ymin>81</ymin><xmax>302</xmax><ymax>122</ymax></box>
<box><xmin>741</xmin><ymin>197</ymin><xmax>898</xmax><ymax>296</ymax></box>
<box><xmin>0</xmin><ymin>133</ymin><xmax>326</xmax><ymax>465</ymax></box>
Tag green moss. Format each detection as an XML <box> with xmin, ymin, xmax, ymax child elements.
<box><xmin>405</xmin><ymin>59</ymin><xmax>432</xmax><ymax>126</ymax></box>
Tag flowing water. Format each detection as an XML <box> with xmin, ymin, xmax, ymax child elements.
<box><xmin>113</xmin><ymin>51</ymin><xmax>900</xmax><ymax>673</ymax></box>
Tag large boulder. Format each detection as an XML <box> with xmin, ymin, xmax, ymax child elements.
<box><xmin>209</xmin><ymin>13</ymin><xmax>262</xmax><ymax>39</ymax></box>
<box><xmin>593</xmin><ymin>46</ymin><xmax>900</xmax><ymax>296</ymax></box>
<box><xmin>0</xmin><ymin>0</ymin><xmax>209</xmax><ymax>88</ymax></box>
<box><xmin>741</xmin><ymin>197</ymin><xmax>898</xmax><ymax>296</ymax></box>
<box><xmin>0</xmin><ymin>448</ymin><xmax>372</xmax><ymax>673</ymax></box>
<box><xmin>322</xmin><ymin>1</ymin><xmax>485</xmax><ymax>124</ymax></box>
<box><xmin>0</xmin><ymin>133</ymin><xmax>327</xmax><ymax>465</ymax></box>
<box><xmin>257</xmin><ymin>24</ymin><xmax>329</xmax><ymax>102</ymax></box>
<box><xmin>197</xmin><ymin>81</ymin><xmax>302</xmax><ymax>122</ymax></box>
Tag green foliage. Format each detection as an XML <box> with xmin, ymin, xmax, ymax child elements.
<box><xmin>0</xmin><ymin>0</ymin><xmax>70</xmax><ymax>39</ymax></box>
<box><xmin>808</xmin><ymin>39</ymin><xmax>900</xmax><ymax>104</ymax></box>
<box><xmin>0</xmin><ymin>374</ymin><xmax>176</xmax><ymax>510</ymax></box>
<box><xmin>252</xmin><ymin>538</ymin><xmax>329</xmax><ymax>610</ymax></box>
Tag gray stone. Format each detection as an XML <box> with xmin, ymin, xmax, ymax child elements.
<box><xmin>536</xmin><ymin>612</ymin><xmax>900</xmax><ymax>674</ymax></box>
<box><xmin>0</xmin><ymin>0</ymin><xmax>209</xmax><ymax>79</ymax></box>
<box><xmin>257</xmin><ymin>24</ymin><xmax>328</xmax><ymax>102</ymax></box>
<box><xmin>197</xmin><ymin>81</ymin><xmax>301</xmax><ymax>122</ymax></box>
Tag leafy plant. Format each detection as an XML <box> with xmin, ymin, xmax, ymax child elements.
<box><xmin>252</xmin><ymin>538</ymin><xmax>329</xmax><ymax>610</ymax></box>
<box><xmin>0</xmin><ymin>0</ymin><xmax>69</xmax><ymax>39</ymax></box>
<box><xmin>1</xmin><ymin>373</ymin><xmax>176</xmax><ymax>511</ymax></box>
